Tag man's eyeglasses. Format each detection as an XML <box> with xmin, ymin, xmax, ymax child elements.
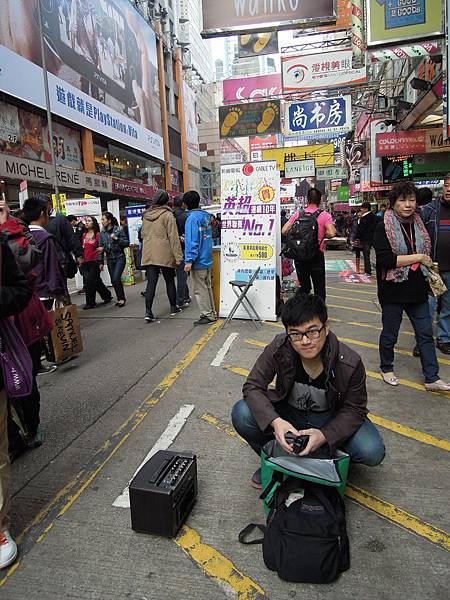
<box><xmin>287</xmin><ymin>324</ymin><xmax>325</xmax><ymax>342</ymax></box>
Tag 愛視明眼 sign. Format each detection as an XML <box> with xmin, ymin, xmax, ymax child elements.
<box><xmin>219</xmin><ymin>100</ymin><xmax>281</xmax><ymax>139</ymax></box>
<box><xmin>367</xmin><ymin>0</ymin><xmax>443</xmax><ymax>46</ymax></box>
<box><xmin>201</xmin><ymin>0</ymin><xmax>336</xmax><ymax>37</ymax></box>
<box><xmin>285</xmin><ymin>96</ymin><xmax>352</xmax><ymax>136</ymax></box>
<box><xmin>220</xmin><ymin>161</ymin><xmax>280</xmax><ymax>322</ymax></box>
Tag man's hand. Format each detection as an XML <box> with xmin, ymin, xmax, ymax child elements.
<box><xmin>298</xmin><ymin>428</ymin><xmax>327</xmax><ymax>456</ymax></box>
<box><xmin>76</xmin><ymin>256</ymin><xmax>84</xmax><ymax>266</ymax></box>
<box><xmin>184</xmin><ymin>262</ymin><xmax>192</xmax><ymax>273</ymax></box>
<box><xmin>271</xmin><ymin>417</ymin><xmax>301</xmax><ymax>453</ymax></box>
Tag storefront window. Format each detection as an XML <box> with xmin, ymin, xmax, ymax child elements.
<box><xmin>108</xmin><ymin>143</ymin><xmax>163</xmax><ymax>187</ymax></box>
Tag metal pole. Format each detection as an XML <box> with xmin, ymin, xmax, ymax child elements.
<box><xmin>37</xmin><ymin>0</ymin><xmax>61</xmax><ymax>212</ymax></box>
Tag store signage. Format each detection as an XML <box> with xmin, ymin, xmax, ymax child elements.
<box><xmin>125</xmin><ymin>205</ymin><xmax>146</xmax><ymax>246</ymax></box>
<box><xmin>337</xmin><ymin>186</ymin><xmax>349</xmax><ymax>201</ymax></box>
<box><xmin>0</xmin><ymin>0</ymin><xmax>163</xmax><ymax>160</ymax></box>
<box><xmin>367</xmin><ymin>0</ymin><xmax>443</xmax><ymax>46</ymax></box>
<box><xmin>284</xmin><ymin>159</ymin><xmax>316</xmax><ymax>178</ymax></box>
<box><xmin>219</xmin><ymin>100</ymin><xmax>281</xmax><ymax>139</ymax></box>
<box><xmin>220</xmin><ymin>161</ymin><xmax>280</xmax><ymax>321</ymax></box>
<box><xmin>414</xmin><ymin>153</ymin><xmax>450</xmax><ymax>174</ymax></box>
<box><xmin>183</xmin><ymin>82</ymin><xmax>200</xmax><ymax>156</ymax></box>
<box><xmin>371</xmin><ymin>119</ymin><xmax>392</xmax><ymax>184</ymax></box>
<box><xmin>223</xmin><ymin>74</ymin><xmax>282</xmax><ymax>103</ymax></box>
<box><xmin>262</xmin><ymin>144</ymin><xmax>334</xmax><ymax>170</ymax></box>
<box><xmin>382</xmin><ymin>155</ymin><xmax>414</xmax><ymax>183</ymax></box>
<box><xmin>201</xmin><ymin>1</ymin><xmax>336</xmax><ymax>37</ymax></box>
<box><xmin>316</xmin><ymin>166</ymin><xmax>348</xmax><ymax>179</ymax></box>
<box><xmin>282</xmin><ymin>49</ymin><xmax>366</xmax><ymax>92</ymax></box>
<box><xmin>249</xmin><ymin>134</ymin><xmax>277</xmax><ymax>161</ymax></box>
<box><xmin>112</xmin><ymin>179</ymin><xmax>154</xmax><ymax>199</ymax></box>
<box><xmin>376</xmin><ymin>128</ymin><xmax>450</xmax><ymax>157</ymax></box>
<box><xmin>238</xmin><ymin>32</ymin><xmax>278</xmax><ymax>58</ymax></box>
<box><xmin>285</xmin><ymin>96</ymin><xmax>352</xmax><ymax>136</ymax></box>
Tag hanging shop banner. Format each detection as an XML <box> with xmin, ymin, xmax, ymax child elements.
<box><xmin>316</xmin><ymin>166</ymin><xmax>348</xmax><ymax>179</ymax></box>
<box><xmin>262</xmin><ymin>144</ymin><xmax>334</xmax><ymax>171</ymax></box>
<box><xmin>317</xmin><ymin>0</ymin><xmax>352</xmax><ymax>31</ymax></box>
<box><xmin>284</xmin><ymin>159</ymin><xmax>316</xmax><ymax>178</ymax></box>
<box><xmin>219</xmin><ymin>100</ymin><xmax>281</xmax><ymax>139</ymax></box>
<box><xmin>367</xmin><ymin>0</ymin><xmax>443</xmax><ymax>47</ymax></box>
<box><xmin>282</xmin><ymin>49</ymin><xmax>366</xmax><ymax>92</ymax></box>
<box><xmin>183</xmin><ymin>82</ymin><xmax>200</xmax><ymax>156</ymax></box>
<box><xmin>285</xmin><ymin>96</ymin><xmax>352</xmax><ymax>137</ymax></box>
<box><xmin>201</xmin><ymin>1</ymin><xmax>336</xmax><ymax>37</ymax></box>
<box><xmin>238</xmin><ymin>32</ymin><xmax>278</xmax><ymax>58</ymax></box>
<box><xmin>369</xmin><ymin>41</ymin><xmax>440</xmax><ymax>63</ymax></box>
<box><xmin>220</xmin><ymin>161</ymin><xmax>280</xmax><ymax>322</ymax></box>
<box><xmin>223</xmin><ymin>74</ymin><xmax>282</xmax><ymax>103</ymax></box>
<box><xmin>125</xmin><ymin>205</ymin><xmax>146</xmax><ymax>246</ymax></box>
<box><xmin>345</xmin><ymin>137</ymin><xmax>367</xmax><ymax>183</ymax></box>
<box><xmin>0</xmin><ymin>0</ymin><xmax>163</xmax><ymax>161</ymax></box>
<box><xmin>376</xmin><ymin>130</ymin><xmax>427</xmax><ymax>156</ymax></box>
<box><xmin>370</xmin><ymin>119</ymin><xmax>392</xmax><ymax>185</ymax></box>
<box><xmin>249</xmin><ymin>134</ymin><xmax>277</xmax><ymax>161</ymax></box>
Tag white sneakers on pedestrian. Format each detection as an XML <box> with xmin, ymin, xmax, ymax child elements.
<box><xmin>0</xmin><ymin>530</ymin><xmax>17</xmax><ymax>569</ymax></box>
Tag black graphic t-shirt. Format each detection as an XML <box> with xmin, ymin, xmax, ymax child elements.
<box><xmin>287</xmin><ymin>360</ymin><xmax>329</xmax><ymax>413</ymax></box>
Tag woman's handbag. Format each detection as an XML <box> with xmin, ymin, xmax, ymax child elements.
<box><xmin>428</xmin><ymin>263</ymin><xmax>448</xmax><ymax>298</ymax></box>
<box><xmin>0</xmin><ymin>317</ymin><xmax>33</xmax><ymax>398</ymax></box>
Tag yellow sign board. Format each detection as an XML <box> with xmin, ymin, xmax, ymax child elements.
<box><xmin>240</xmin><ymin>243</ymin><xmax>273</xmax><ymax>261</ymax></box>
<box><xmin>262</xmin><ymin>144</ymin><xmax>334</xmax><ymax>171</ymax></box>
<box><xmin>52</xmin><ymin>193</ymin><xmax>67</xmax><ymax>214</ymax></box>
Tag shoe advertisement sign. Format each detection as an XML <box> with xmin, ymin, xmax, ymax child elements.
<box><xmin>0</xmin><ymin>0</ymin><xmax>163</xmax><ymax>160</ymax></box>
<box><xmin>219</xmin><ymin>100</ymin><xmax>281</xmax><ymax>139</ymax></box>
<box><xmin>238</xmin><ymin>32</ymin><xmax>278</xmax><ymax>58</ymax></box>
<box><xmin>220</xmin><ymin>161</ymin><xmax>280</xmax><ymax>322</ymax></box>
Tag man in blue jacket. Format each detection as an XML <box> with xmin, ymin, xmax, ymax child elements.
<box><xmin>183</xmin><ymin>191</ymin><xmax>217</xmax><ymax>325</ymax></box>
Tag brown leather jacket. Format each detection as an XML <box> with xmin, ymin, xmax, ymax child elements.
<box><xmin>243</xmin><ymin>331</ymin><xmax>368</xmax><ymax>450</ymax></box>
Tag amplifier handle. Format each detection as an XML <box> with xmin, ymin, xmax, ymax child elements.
<box><xmin>149</xmin><ymin>457</ymin><xmax>173</xmax><ymax>484</ymax></box>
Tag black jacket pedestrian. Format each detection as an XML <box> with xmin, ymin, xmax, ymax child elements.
<box><xmin>357</xmin><ymin>211</ymin><xmax>377</xmax><ymax>243</ymax></box>
<box><xmin>46</xmin><ymin>214</ymin><xmax>83</xmax><ymax>268</ymax></box>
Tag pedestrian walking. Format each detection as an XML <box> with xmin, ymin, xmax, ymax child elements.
<box><xmin>281</xmin><ymin>188</ymin><xmax>336</xmax><ymax>300</ymax></box>
<box><xmin>0</xmin><ymin>234</ymin><xmax>32</xmax><ymax>569</ymax></box>
<box><xmin>140</xmin><ymin>190</ymin><xmax>183</xmax><ymax>322</ymax></box>
<box><xmin>356</xmin><ymin>201</ymin><xmax>376</xmax><ymax>276</ymax></box>
<box><xmin>183</xmin><ymin>190</ymin><xmax>217</xmax><ymax>325</ymax></box>
<box><xmin>373</xmin><ymin>182</ymin><xmax>450</xmax><ymax>391</ymax></box>
<box><xmin>80</xmin><ymin>216</ymin><xmax>112</xmax><ymax>310</ymax></box>
<box><xmin>421</xmin><ymin>175</ymin><xmax>450</xmax><ymax>355</ymax></box>
<box><xmin>173</xmin><ymin>196</ymin><xmax>191</xmax><ymax>308</ymax></box>
<box><xmin>100</xmin><ymin>212</ymin><xmax>129</xmax><ymax>307</ymax></box>
<box><xmin>45</xmin><ymin>196</ymin><xmax>83</xmax><ymax>280</ymax></box>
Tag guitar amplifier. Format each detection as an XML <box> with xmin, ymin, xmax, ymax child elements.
<box><xmin>129</xmin><ymin>450</ymin><xmax>197</xmax><ymax>537</ymax></box>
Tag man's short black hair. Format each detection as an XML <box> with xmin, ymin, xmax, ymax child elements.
<box><xmin>23</xmin><ymin>196</ymin><xmax>49</xmax><ymax>223</ymax></box>
<box><xmin>388</xmin><ymin>182</ymin><xmax>417</xmax><ymax>208</ymax></box>
<box><xmin>174</xmin><ymin>195</ymin><xmax>184</xmax><ymax>208</ymax></box>
<box><xmin>183</xmin><ymin>190</ymin><xmax>200</xmax><ymax>210</ymax></box>
<box><xmin>307</xmin><ymin>188</ymin><xmax>322</xmax><ymax>206</ymax></box>
<box><xmin>281</xmin><ymin>291</ymin><xmax>328</xmax><ymax>329</ymax></box>
<box><xmin>416</xmin><ymin>187</ymin><xmax>433</xmax><ymax>206</ymax></box>
<box><xmin>66</xmin><ymin>215</ymin><xmax>77</xmax><ymax>222</ymax></box>
<box><xmin>361</xmin><ymin>201</ymin><xmax>372</xmax><ymax>210</ymax></box>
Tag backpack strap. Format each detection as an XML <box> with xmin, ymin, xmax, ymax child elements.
<box><xmin>259</xmin><ymin>469</ymin><xmax>284</xmax><ymax>508</ymax></box>
<box><xmin>238</xmin><ymin>523</ymin><xmax>266</xmax><ymax>545</ymax></box>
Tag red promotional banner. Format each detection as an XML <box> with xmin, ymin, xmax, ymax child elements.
<box><xmin>249</xmin><ymin>135</ymin><xmax>277</xmax><ymax>153</ymax></box>
<box><xmin>112</xmin><ymin>178</ymin><xmax>154</xmax><ymax>199</ymax></box>
<box><xmin>223</xmin><ymin>74</ymin><xmax>282</xmax><ymax>103</ymax></box>
<box><xmin>375</xmin><ymin>130</ymin><xmax>427</xmax><ymax>157</ymax></box>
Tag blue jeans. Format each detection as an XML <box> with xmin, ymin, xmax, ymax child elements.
<box><xmin>429</xmin><ymin>271</ymin><xmax>450</xmax><ymax>344</ymax></box>
<box><xmin>231</xmin><ymin>400</ymin><xmax>385</xmax><ymax>467</ymax></box>
<box><xmin>107</xmin><ymin>255</ymin><xmax>126</xmax><ymax>302</ymax></box>
<box><xmin>176</xmin><ymin>261</ymin><xmax>190</xmax><ymax>306</ymax></box>
<box><xmin>380</xmin><ymin>302</ymin><xmax>439</xmax><ymax>383</ymax></box>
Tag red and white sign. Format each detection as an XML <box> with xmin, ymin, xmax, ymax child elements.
<box><xmin>375</xmin><ymin>131</ymin><xmax>427</xmax><ymax>157</ymax></box>
<box><xmin>249</xmin><ymin>134</ymin><xmax>277</xmax><ymax>161</ymax></box>
<box><xmin>282</xmin><ymin>49</ymin><xmax>366</xmax><ymax>92</ymax></box>
<box><xmin>112</xmin><ymin>178</ymin><xmax>154</xmax><ymax>199</ymax></box>
<box><xmin>223</xmin><ymin>74</ymin><xmax>282</xmax><ymax>103</ymax></box>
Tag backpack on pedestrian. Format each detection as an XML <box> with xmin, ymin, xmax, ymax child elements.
<box><xmin>282</xmin><ymin>209</ymin><xmax>322</xmax><ymax>262</ymax></box>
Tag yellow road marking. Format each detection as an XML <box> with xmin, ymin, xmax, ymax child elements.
<box><xmin>345</xmin><ymin>485</ymin><xmax>450</xmax><ymax>551</ymax></box>
<box><xmin>175</xmin><ymin>526</ymin><xmax>265</xmax><ymax>599</ymax></box>
<box><xmin>1</xmin><ymin>320</ymin><xmax>223</xmax><ymax>588</ymax></box>
<box><xmin>201</xmin><ymin>413</ymin><xmax>450</xmax><ymax>552</ymax></box>
<box><xmin>328</xmin><ymin>303</ymin><xmax>381</xmax><ymax>315</ymax></box>
<box><xmin>224</xmin><ymin>362</ymin><xmax>450</xmax><ymax>450</ymax></box>
<box><xmin>264</xmin><ymin>319</ymin><xmax>415</xmax><ymax>338</ymax></box>
<box><xmin>328</xmin><ymin>286</ymin><xmax>377</xmax><ymax>296</ymax></box>
<box><xmin>328</xmin><ymin>294</ymin><xmax>379</xmax><ymax>305</ymax></box>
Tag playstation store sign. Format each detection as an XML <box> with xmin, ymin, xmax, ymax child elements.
<box><xmin>285</xmin><ymin>95</ymin><xmax>352</xmax><ymax>137</ymax></box>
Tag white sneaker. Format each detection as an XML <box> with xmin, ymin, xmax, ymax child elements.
<box><xmin>0</xmin><ymin>530</ymin><xmax>18</xmax><ymax>569</ymax></box>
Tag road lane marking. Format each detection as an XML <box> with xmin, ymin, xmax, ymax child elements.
<box><xmin>328</xmin><ymin>286</ymin><xmax>377</xmax><ymax>296</ymax></box>
<box><xmin>243</xmin><ymin>339</ymin><xmax>450</xmax><ymax>398</ymax></box>
<box><xmin>211</xmin><ymin>333</ymin><xmax>239</xmax><ymax>367</ymax></box>
<box><xmin>201</xmin><ymin>413</ymin><xmax>450</xmax><ymax>552</ymax></box>
<box><xmin>328</xmin><ymin>303</ymin><xmax>381</xmax><ymax>315</ymax></box>
<box><xmin>175</xmin><ymin>525</ymin><xmax>266</xmax><ymax>599</ymax></box>
<box><xmin>223</xmin><ymin>363</ymin><xmax>450</xmax><ymax>451</ymax></box>
<box><xmin>264</xmin><ymin>319</ymin><xmax>416</xmax><ymax>337</ymax></box>
<box><xmin>328</xmin><ymin>294</ymin><xmax>379</xmax><ymax>305</ymax></box>
<box><xmin>113</xmin><ymin>404</ymin><xmax>195</xmax><ymax>508</ymax></box>
<box><xmin>0</xmin><ymin>320</ymin><xmax>222</xmax><ymax>588</ymax></box>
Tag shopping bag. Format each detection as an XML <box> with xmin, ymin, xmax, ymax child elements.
<box><xmin>49</xmin><ymin>303</ymin><xmax>83</xmax><ymax>363</ymax></box>
<box><xmin>428</xmin><ymin>263</ymin><xmax>448</xmax><ymax>298</ymax></box>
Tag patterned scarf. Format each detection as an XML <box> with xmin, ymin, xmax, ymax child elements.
<box><xmin>383</xmin><ymin>209</ymin><xmax>431</xmax><ymax>283</ymax></box>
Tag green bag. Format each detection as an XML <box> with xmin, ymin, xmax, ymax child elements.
<box><xmin>260</xmin><ymin>440</ymin><xmax>350</xmax><ymax>514</ymax></box>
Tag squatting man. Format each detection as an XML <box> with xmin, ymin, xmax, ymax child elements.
<box><xmin>232</xmin><ymin>292</ymin><xmax>385</xmax><ymax>488</ymax></box>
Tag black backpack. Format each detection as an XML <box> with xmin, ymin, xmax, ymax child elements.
<box><xmin>239</xmin><ymin>477</ymin><xmax>350</xmax><ymax>584</ymax></box>
<box><xmin>282</xmin><ymin>209</ymin><xmax>322</xmax><ymax>262</ymax></box>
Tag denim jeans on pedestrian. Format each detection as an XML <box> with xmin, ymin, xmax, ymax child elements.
<box><xmin>176</xmin><ymin>261</ymin><xmax>190</xmax><ymax>306</ymax></box>
<box><xmin>107</xmin><ymin>255</ymin><xmax>126</xmax><ymax>302</ymax></box>
<box><xmin>231</xmin><ymin>399</ymin><xmax>385</xmax><ymax>467</ymax></box>
<box><xmin>429</xmin><ymin>271</ymin><xmax>450</xmax><ymax>344</ymax></box>
<box><xmin>379</xmin><ymin>302</ymin><xmax>439</xmax><ymax>383</ymax></box>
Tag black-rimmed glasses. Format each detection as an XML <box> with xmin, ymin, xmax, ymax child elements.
<box><xmin>287</xmin><ymin>324</ymin><xmax>325</xmax><ymax>343</ymax></box>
